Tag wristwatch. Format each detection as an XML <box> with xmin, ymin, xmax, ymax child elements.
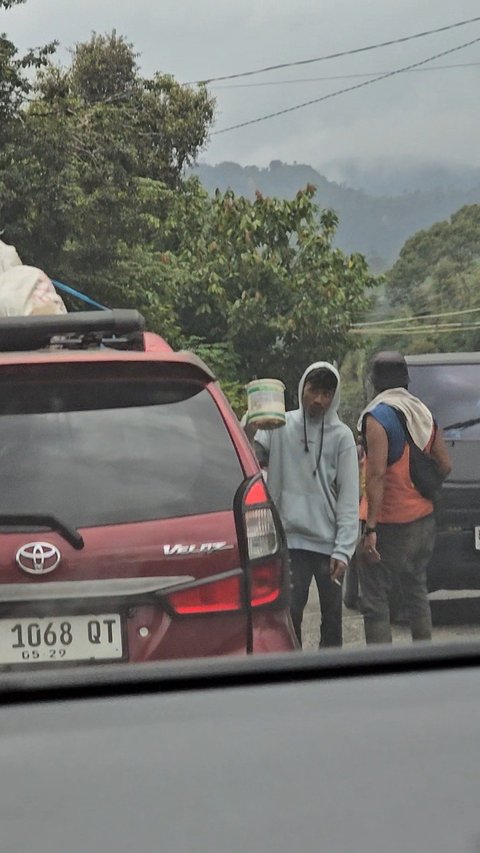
<box><xmin>364</xmin><ymin>525</ymin><xmax>377</xmax><ymax>535</ymax></box>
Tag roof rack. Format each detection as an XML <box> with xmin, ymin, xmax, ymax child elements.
<box><xmin>0</xmin><ymin>310</ymin><xmax>146</xmax><ymax>352</ymax></box>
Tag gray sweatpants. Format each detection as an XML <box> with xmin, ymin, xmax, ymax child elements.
<box><xmin>358</xmin><ymin>514</ymin><xmax>435</xmax><ymax>643</ymax></box>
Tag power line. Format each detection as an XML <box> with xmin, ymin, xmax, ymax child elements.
<box><xmin>188</xmin><ymin>15</ymin><xmax>480</xmax><ymax>85</ymax></box>
<box><xmin>211</xmin><ymin>61</ymin><xmax>480</xmax><ymax>90</ymax></box>
<box><xmin>353</xmin><ymin>306</ymin><xmax>480</xmax><ymax>328</ymax></box>
<box><xmin>212</xmin><ymin>35</ymin><xmax>480</xmax><ymax>135</ymax></box>
<box><xmin>357</xmin><ymin>322</ymin><xmax>480</xmax><ymax>333</ymax></box>
<box><xmin>352</xmin><ymin>322</ymin><xmax>480</xmax><ymax>336</ymax></box>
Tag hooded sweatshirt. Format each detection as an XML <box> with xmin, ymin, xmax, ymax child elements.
<box><xmin>255</xmin><ymin>362</ymin><xmax>359</xmax><ymax>563</ymax></box>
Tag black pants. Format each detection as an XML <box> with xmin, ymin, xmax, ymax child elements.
<box><xmin>289</xmin><ymin>549</ymin><xmax>342</xmax><ymax>648</ymax></box>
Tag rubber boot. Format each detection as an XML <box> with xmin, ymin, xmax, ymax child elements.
<box><xmin>410</xmin><ymin>615</ymin><xmax>432</xmax><ymax>642</ymax></box>
<box><xmin>364</xmin><ymin>618</ymin><xmax>392</xmax><ymax>645</ymax></box>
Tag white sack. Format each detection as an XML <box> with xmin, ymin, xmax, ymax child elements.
<box><xmin>0</xmin><ymin>239</ymin><xmax>22</xmax><ymax>274</ymax></box>
<box><xmin>0</xmin><ymin>266</ymin><xmax>67</xmax><ymax>317</ymax></box>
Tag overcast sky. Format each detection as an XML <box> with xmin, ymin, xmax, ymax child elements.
<box><xmin>3</xmin><ymin>0</ymin><xmax>480</xmax><ymax>178</ymax></box>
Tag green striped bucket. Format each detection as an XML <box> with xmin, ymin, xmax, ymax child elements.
<box><xmin>246</xmin><ymin>378</ymin><xmax>286</xmax><ymax>429</ymax></box>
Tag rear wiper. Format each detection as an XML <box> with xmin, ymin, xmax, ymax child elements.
<box><xmin>0</xmin><ymin>514</ymin><xmax>84</xmax><ymax>550</ymax></box>
<box><xmin>443</xmin><ymin>417</ymin><xmax>480</xmax><ymax>433</ymax></box>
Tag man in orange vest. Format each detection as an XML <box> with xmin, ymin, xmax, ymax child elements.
<box><xmin>357</xmin><ymin>351</ymin><xmax>451</xmax><ymax>644</ymax></box>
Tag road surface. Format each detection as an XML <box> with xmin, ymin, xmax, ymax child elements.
<box><xmin>302</xmin><ymin>584</ymin><xmax>480</xmax><ymax>650</ymax></box>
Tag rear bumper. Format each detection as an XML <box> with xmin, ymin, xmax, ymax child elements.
<box><xmin>427</xmin><ymin>529</ymin><xmax>480</xmax><ymax>591</ymax></box>
<box><xmin>127</xmin><ymin>606</ymin><xmax>298</xmax><ymax>660</ymax></box>
<box><xmin>251</xmin><ymin>610</ymin><xmax>299</xmax><ymax>654</ymax></box>
<box><xmin>0</xmin><ymin>602</ymin><xmax>298</xmax><ymax>670</ymax></box>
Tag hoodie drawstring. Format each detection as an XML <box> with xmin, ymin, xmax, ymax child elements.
<box><xmin>304</xmin><ymin>411</ymin><xmax>326</xmax><ymax>476</ymax></box>
<box><xmin>313</xmin><ymin>417</ymin><xmax>325</xmax><ymax>477</ymax></box>
<box><xmin>303</xmin><ymin>409</ymin><xmax>309</xmax><ymax>453</ymax></box>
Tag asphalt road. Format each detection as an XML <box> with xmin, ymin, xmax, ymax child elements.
<box><xmin>302</xmin><ymin>584</ymin><xmax>480</xmax><ymax>650</ymax></box>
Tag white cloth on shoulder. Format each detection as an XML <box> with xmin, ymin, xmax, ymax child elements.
<box><xmin>357</xmin><ymin>387</ymin><xmax>434</xmax><ymax>450</ymax></box>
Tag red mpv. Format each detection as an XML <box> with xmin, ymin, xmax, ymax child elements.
<box><xmin>0</xmin><ymin>310</ymin><xmax>297</xmax><ymax>669</ymax></box>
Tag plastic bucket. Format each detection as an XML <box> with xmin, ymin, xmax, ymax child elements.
<box><xmin>246</xmin><ymin>378</ymin><xmax>286</xmax><ymax>429</ymax></box>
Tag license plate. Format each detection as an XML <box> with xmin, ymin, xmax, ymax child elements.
<box><xmin>476</xmin><ymin>527</ymin><xmax>480</xmax><ymax>551</ymax></box>
<box><xmin>0</xmin><ymin>614</ymin><xmax>123</xmax><ymax>665</ymax></box>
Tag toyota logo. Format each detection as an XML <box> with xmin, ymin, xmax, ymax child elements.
<box><xmin>16</xmin><ymin>542</ymin><xmax>61</xmax><ymax>575</ymax></box>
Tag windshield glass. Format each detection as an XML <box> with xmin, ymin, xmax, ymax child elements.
<box><xmin>408</xmin><ymin>364</ymin><xmax>480</xmax><ymax>437</ymax></box>
<box><xmin>1</xmin><ymin>0</ymin><xmax>480</xmax><ymax>676</ymax></box>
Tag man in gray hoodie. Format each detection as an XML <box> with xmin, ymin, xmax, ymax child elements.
<box><xmin>248</xmin><ymin>362</ymin><xmax>359</xmax><ymax>647</ymax></box>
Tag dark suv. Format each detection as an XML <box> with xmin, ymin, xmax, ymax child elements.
<box><xmin>406</xmin><ymin>352</ymin><xmax>480</xmax><ymax>591</ymax></box>
<box><xmin>0</xmin><ymin>310</ymin><xmax>297</xmax><ymax>669</ymax></box>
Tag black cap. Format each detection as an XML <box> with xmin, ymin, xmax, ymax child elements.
<box><xmin>371</xmin><ymin>350</ymin><xmax>409</xmax><ymax>392</ymax></box>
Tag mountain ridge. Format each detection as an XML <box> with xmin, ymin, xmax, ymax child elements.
<box><xmin>191</xmin><ymin>160</ymin><xmax>480</xmax><ymax>271</ymax></box>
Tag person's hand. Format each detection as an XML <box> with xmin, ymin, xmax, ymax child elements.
<box><xmin>330</xmin><ymin>557</ymin><xmax>348</xmax><ymax>583</ymax></box>
<box><xmin>243</xmin><ymin>416</ymin><xmax>258</xmax><ymax>442</ymax></box>
<box><xmin>361</xmin><ymin>531</ymin><xmax>381</xmax><ymax>564</ymax></box>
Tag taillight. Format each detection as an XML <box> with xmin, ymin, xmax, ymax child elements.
<box><xmin>243</xmin><ymin>477</ymin><xmax>279</xmax><ymax>561</ymax></box>
<box><xmin>250</xmin><ymin>562</ymin><xmax>283</xmax><ymax>607</ymax></box>
<box><xmin>239</xmin><ymin>475</ymin><xmax>285</xmax><ymax>608</ymax></box>
<box><xmin>165</xmin><ymin>475</ymin><xmax>286</xmax><ymax>618</ymax></box>
<box><xmin>244</xmin><ymin>507</ymin><xmax>278</xmax><ymax>560</ymax></box>
<box><xmin>166</xmin><ymin>573</ymin><xmax>242</xmax><ymax>615</ymax></box>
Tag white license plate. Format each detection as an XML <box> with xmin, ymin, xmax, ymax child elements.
<box><xmin>0</xmin><ymin>614</ymin><xmax>123</xmax><ymax>665</ymax></box>
<box><xmin>476</xmin><ymin>527</ymin><xmax>480</xmax><ymax>551</ymax></box>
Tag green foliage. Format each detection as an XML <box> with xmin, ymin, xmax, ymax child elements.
<box><xmin>153</xmin><ymin>184</ymin><xmax>377</xmax><ymax>403</ymax></box>
<box><xmin>383</xmin><ymin>205</ymin><xmax>480</xmax><ymax>352</ymax></box>
<box><xmin>0</xmin><ymin>19</ymin><xmax>378</xmax><ymax>406</ymax></box>
<box><xmin>387</xmin><ymin>205</ymin><xmax>480</xmax><ymax>309</ymax></box>
<box><xmin>0</xmin><ymin>31</ymin><xmax>215</xmax><ymax>278</ymax></box>
<box><xmin>0</xmin><ymin>3</ymin><xmax>56</xmax><ymax>139</ymax></box>
<box><xmin>339</xmin><ymin>350</ymin><xmax>368</xmax><ymax>433</ymax></box>
<box><xmin>69</xmin><ymin>31</ymin><xmax>138</xmax><ymax>103</ymax></box>
<box><xmin>184</xmin><ymin>337</ymin><xmax>246</xmax><ymax>415</ymax></box>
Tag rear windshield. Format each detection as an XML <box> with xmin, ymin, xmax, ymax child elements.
<box><xmin>408</xmin><ymin>363</ymin><xmax>480</xmax><ymax>438</ymax></box>
<box><xmin>0</xmin><ymin>369</ymin><xmax>244</xmax><ymax>526</ymax></box>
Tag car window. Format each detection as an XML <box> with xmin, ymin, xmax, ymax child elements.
<box><xmin>408</xmin><ymin>364</ymin><xmax>480</xmax><ymax>437</ymax></box>
<box><xmin>0</xmin><ymin>375</ymin><xmax>244</xmax><ymax>525</ymax></box>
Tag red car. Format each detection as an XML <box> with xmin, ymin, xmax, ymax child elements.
<box><xmin>0</xmin><ymin>310</ymin><xmax>297</xmax><ymax>669</ymax></box>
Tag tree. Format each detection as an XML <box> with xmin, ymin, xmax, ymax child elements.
<box><xmin>373</xmin><ymin>204</ymin><xmax>480</xmax><ymax>354</ymax></box>
<box><xmin>0</xmin><ymin>32</ymin><xmax>215</xmax><ymax>284</ymax></box>
<box><xmin>387</xmin><ymin>205</ymin><xmax>480</xmax><ymax>310</ymax></box>
<box><xmin>152</xmin><ymin>183</ymin><xmax>377</xmax><ymax>402</ymax></box>
<box><xmin>0</xmin><ymin>0</ymin><xmax>56</xmax><ymax>140</ymax></box>
<box><xmin>69</xmin><ymin>30</ymin><xmax>138</xmax><ymax>103</ymax></box>
<box><xmin>0</xmin><ymin>24</ymin><xmax>378</xmax><ymax>410</ymax></box>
